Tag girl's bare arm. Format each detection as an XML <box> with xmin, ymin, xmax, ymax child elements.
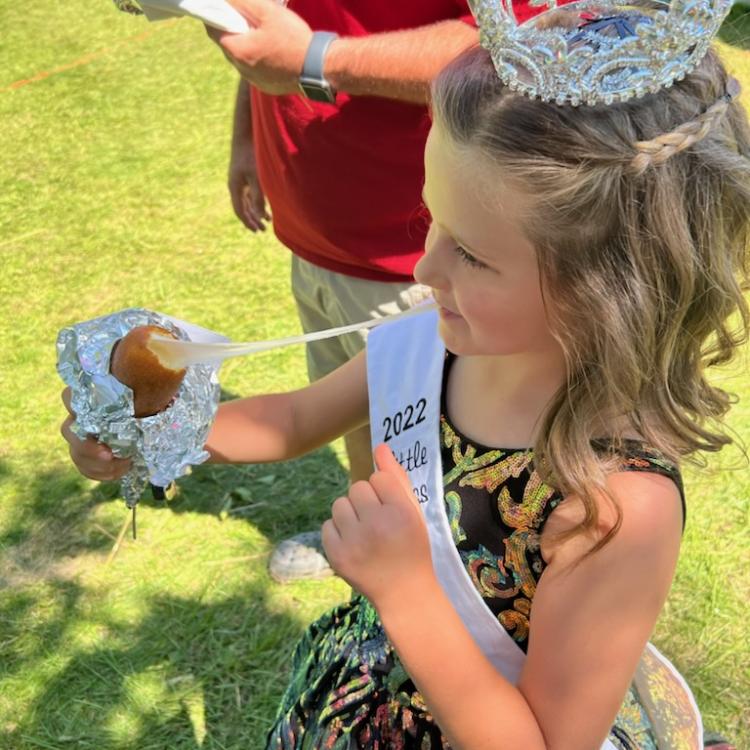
<box><xmin>61</xmin><ymin>350</ymin><xmax>369</xmax><ymax>478</ymax></box>
<box><xmin>205</xmin><ymin>349</ymin><xmax>369</xmax><ymax>464</ymax></box>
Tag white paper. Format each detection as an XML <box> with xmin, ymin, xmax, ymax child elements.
<box><xmin>163</xmin><ymin>315</ymin><xmax>231</xmax><ymax>345</ymax></box>
<box><xmin>137</xmin><ymin>0</ymin><xmax>250</xmax><ymax>32</ymax></box>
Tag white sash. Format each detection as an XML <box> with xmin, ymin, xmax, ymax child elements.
<box><xmin>366</xmin><ymin>308</ymin><xmax>702</xmax><ymax>750</ymax></box>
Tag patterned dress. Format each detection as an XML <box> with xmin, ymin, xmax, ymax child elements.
<box><xmin>265</xmin><ymin>360</ymin><xmax>685</xmax><ymax>750</ymax></box>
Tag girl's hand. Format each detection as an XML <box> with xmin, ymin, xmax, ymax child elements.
<box><xmin>322</xmin><ymin>444</ymin><xmax>435</xmax><ymax>608</ymax></box>
<box><xmin>61</xmin><ymin>387</ymin><xmax>132</xmax><ymax>482</ymax></box>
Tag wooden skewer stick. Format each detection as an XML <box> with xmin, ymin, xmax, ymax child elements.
<box><xmin>106</xmin><ymin>511</ymin><xmax>134</xmax><ymax>565</ymax></box>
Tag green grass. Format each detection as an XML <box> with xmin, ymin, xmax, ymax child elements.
<box><xmin>0</xmin><ymin>2</ymin><xmax>749</xmax><ymax>748</ymax></box>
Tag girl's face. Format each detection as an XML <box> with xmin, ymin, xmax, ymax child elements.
<box><xmin>414</xmin><ymin>124</ymin><xmax>559</xmax><ymax>359</ymax></box>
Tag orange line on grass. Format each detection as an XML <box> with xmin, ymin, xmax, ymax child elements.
<box><xmin>2</xmin><ymin>21</ymin><xmax>176</xmax><ymax>93</ymax></box>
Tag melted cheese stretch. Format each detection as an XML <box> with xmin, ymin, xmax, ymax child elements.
<box><xmin>147</xmin><ymin>304</ymin><xmax>437</xmax><ymax>369</ymax></box>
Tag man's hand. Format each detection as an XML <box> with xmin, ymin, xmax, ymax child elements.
<box><xmin>322</xmin><ymin>444</ymin><xmax>435</xmax><ymax>608</ymax></box>
<box><xmin>228</xmin><ymin>137</ymin><xmax>270</xmax><ymax>232</ymax></box>
<box><xmin>61</xmin><ymin>388</ymin><xmax>131</xmax><ymax>482</ymax></box>
<box><xmin>206</xmin><ymin>0</ymin><xmax>313</xmax><ymax>95</ymax></box>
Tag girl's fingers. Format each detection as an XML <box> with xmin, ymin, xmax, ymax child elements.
<box><xmin>321</xmin><ymin>518</ymin><xmax>341</xmax><ymax>563</ymax></box>
<box><xmin>330</xmin><ymin>494</ymin><xmax>359</xmax><ymax>535</ymax></box>
<box><xmin>61</xmin><ymin>412</ymin><xmax>132</xmax><ymax>480</ymax></box>
<box><xmin>371</xmin><ymin>444</ymin><xmax>419</xmax><ymax>508</ymax></box>
<box><xmin>369</xmin><ymin>470</ymin><xmax>419</xmax><ymax>514</ymax></box>
<box><xmin>75</xmin><ymin>464</ymin><xmax>126</xmax><ymax>483</ymax></box>
<box><xmin>348</xmin><ymin>479</ymin><xmax>382</xmax><ymax>521</ymax></box>
<box><xmin>67</xmin><ymin>443</ymin><xmax>130</xmax><ymax>481</ymax></box>
<box><xmin>373</xmin><ymin>444</ymin><xmax>412</xmax><ymax>488</ymax></box>
<box><xmin>60</xmin><ymin>416</ymin><xmax>105</xmax><ymax>456</ymax></box>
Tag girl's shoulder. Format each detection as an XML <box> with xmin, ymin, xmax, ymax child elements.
<box><xmin>541</xmin><ymin>440</ymin><xmax>685</xmax><ymax>566</ymax></box>
<box><xmin>592</xmin><ymin>437</ymin><xmax>685</xmax><ymax>523</ymax></box>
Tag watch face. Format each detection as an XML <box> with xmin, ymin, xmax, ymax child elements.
<box><xmin>299</xmin><ymin>79</ymin><xmax>335</xmax><ymax>103</ymax></box>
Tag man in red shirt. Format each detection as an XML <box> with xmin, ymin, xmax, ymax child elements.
<box><xmin>207</xmin><ymin>0</ymin><xmax>488</xmax><ymax>581</ymax></box>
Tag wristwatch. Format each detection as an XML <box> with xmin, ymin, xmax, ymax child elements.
<box><xmin>299</xmin><ymin>31</ymin><xmax>339</xmax><ymax>103</ymax></box>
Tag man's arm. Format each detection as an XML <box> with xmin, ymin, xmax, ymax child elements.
<box><xmin>232</xmin><ymin>77</ymin><xmax>252</xmax><ymax>143</ymax></box>
<box><xmin>324</xmin><ymin>21</ymin><xmax>479</xmax><ymax>103</ymax></box>
<box><xmin>206</xmin><ymin>0</ymin><xmax>478</xmax><ymax>104</ymax></box>
<box><xmin>228</xmin><ymin>79</ymin><xmax>270</xmax><ymax>232</ymax></box>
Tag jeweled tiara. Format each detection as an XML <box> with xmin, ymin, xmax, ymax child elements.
<box><xmin>468</xmin><ymin>0</ymin><xmax>732</xmax><ymax>106</ymax></box>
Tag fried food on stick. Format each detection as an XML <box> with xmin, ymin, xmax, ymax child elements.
<box><xmin>110</xmin><ymin>325</ymin><xmax>186</xmax><ymax>417</ymax></box>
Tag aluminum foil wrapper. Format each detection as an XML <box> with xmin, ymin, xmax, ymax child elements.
<box><xmin>56</xmin><ymin>308</ymin><xmax>222</xmax><ymax>507</ymax></box>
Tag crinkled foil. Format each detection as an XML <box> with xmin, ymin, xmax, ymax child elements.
<box><xmin>56</xmin><ymin>308</ymin><xmax>221</xmax><ymax>507</ymax></box>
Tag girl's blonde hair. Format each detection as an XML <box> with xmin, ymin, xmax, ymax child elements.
<box><xmin>432</xmin><ymin>46</ymin><xmax>750</xmax><ymax>551</ymax></box>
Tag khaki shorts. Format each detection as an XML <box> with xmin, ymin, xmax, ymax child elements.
<box><xmin>291</xmin><ymin>255</ymin><xmax>429</xmax><ymax>382</ymax></box>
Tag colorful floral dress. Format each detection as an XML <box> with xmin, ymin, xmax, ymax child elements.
<box><xmin>265</xmin><ymin>361</ymin><xmax>685</xmax><ymax>750</ymax></box>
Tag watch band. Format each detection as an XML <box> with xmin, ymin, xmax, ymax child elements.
<box><xmin>299</xmin><ymin>31</ymin><xmax>339</xmax><ymax>103</ymax></box>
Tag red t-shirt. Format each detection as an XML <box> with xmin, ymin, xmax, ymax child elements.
<box><xmin>251</xmin><ymin>1</ymin><xmax>537</xmax><ymax>282</ymax></box>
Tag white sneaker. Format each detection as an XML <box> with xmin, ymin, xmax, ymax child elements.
<box><xmin>268</xmin><ymin>530</ymin><xmax>334</xmax><ymax>584</ymax></box>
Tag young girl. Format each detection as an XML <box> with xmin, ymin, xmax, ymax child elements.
<box><xmin>63</xmin><ymin>36</ymin><xmax>749</xmax><ymax>750</ymax></box>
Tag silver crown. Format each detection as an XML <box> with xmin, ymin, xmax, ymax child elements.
<box><xmin>469</xmin><ymin>0</ymin><xmax>732</xmax><ymax>106</ymax></box>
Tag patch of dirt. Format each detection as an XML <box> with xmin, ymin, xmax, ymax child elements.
<box><xmin>0</xmin><ymin>526</ymin><xmax>111</xmax><ymax>590</ymax></box>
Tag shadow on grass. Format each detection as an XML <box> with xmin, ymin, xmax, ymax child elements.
<box><xmin>720</xmin><ymin>5</ymin><xmax>750</xmax><ymax>50</ymax></box>
<box><xmin>0</xmin><ymin>466</ymin><xmax>117</xmax><ymax>587</ymax></box>
<box><xmin>2</xmin><ymin>579</ymin><xmax>306</xmax><ymax>749</ymax></box>
<box><xmin>201</xmin><ymin>386</ymin><xmax>352</xmax><ymax>539</ymax></box>
<box><xmin>0</xmin><ymin>443</ymin><xmax>348</xmax><ymax>587</ymax></box>
<box><xmin>0</xmin><ymin>444</ymin><xmax>348</xmax><ymax>748</ymax></box>
<box><xmin>162</xmin><ymin>449</ymin><xmax>350</xmax><ymax>543</ymax></box>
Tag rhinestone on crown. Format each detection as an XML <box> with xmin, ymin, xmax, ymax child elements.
<box><xmin>469</xmin><ymin>0</ymin><xmax>732</xmax><ymax>106</ymax></box>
